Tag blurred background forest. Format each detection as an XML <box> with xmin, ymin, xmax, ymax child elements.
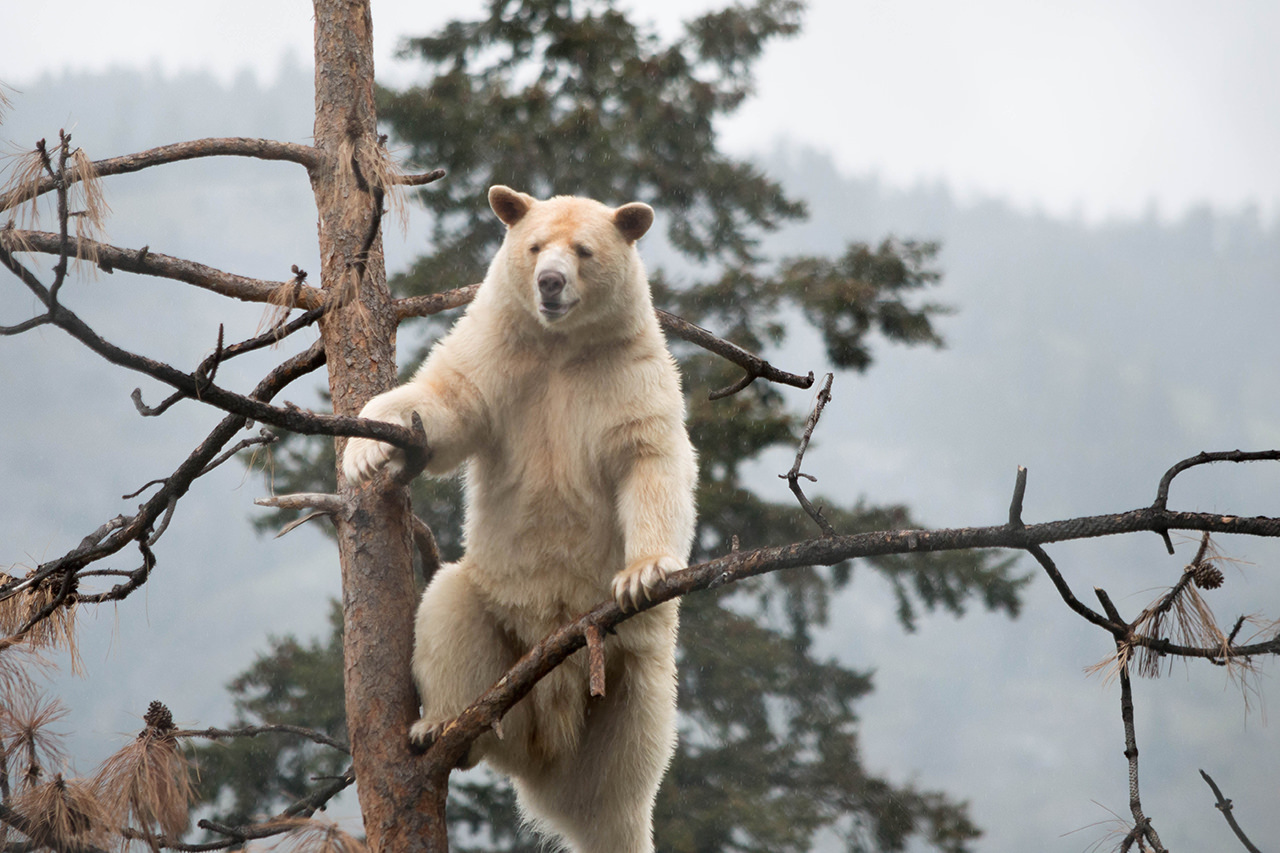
<box><xmin>3</xmin><ymin>3</ymin><xmax>1280</xmax><ymax>848</ymax></box>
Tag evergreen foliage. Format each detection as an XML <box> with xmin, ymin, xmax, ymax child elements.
<box><xmin>202</xmin><ymin>1</ymin><xmax>1028</xmax><ymax>849</ymax></box>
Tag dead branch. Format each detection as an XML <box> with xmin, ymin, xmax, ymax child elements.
<box><xmin>395</xmin><ymin>283</ymin><xmax>482</xmax><ymax>320</ymax></box>
<box><xmin>1094</xmin><ymin>589</ymin><xmax>1167</xmax><ymax>853</ymax></box>
<box><xmin>391</xmin><ymin>168</ymin><xmax>447</xmax><ymax>187</ymax></box>
<box><xmin>114</xmin><ymin>767</ymin><xmax>356</xmax><ymax>853</ymax></box>
<box><xmin>1</xmin><ymin>229</ymin><xmax>325</xmax><ymax>309</ymax></box>
<box><xmin>393</xmin><ymin>283</ymin><xmax>815</xmax><ymax>397</ymax></box>
<box><xmin>0</xmin><ymin>247</ymin><xmax>424</xmax><ymax>452</ymax></box>
<box><xmin>423</xmin><ymin>458</ymin><xmax>1280</xmax><ymax>772</ymax></box>
<box><xmin>780</xmin><ymin>372</ymin><xmax>837</xmax><ymax>536</ymax></box>
<box><xmin>0</xmin><ymin>340</ymin><xmax>328</xmax><ymax>627</ymax></box>
<box><xmin>1150</xmin><ymin>450</ymin><xmax>1280</xmax><ymax>553</ymax></box>
<box><xmin>1198</xmin><ymin>770</ymin><xmax>1262</xmax><ymax>853</ymax></box>
<box><xmin>0</xmin><ymin>137</ymin><xmax>320</xmax><ymax>215</ymax></box>
<box><xmin>174</xmin><ymin>724</ymin><xmax>349</xmax><ymax>754</ymax></box>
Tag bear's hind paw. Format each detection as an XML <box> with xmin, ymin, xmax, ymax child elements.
<box><xmin>407</xmin><ymin>719</ymin><xmax>442</xmax><ymax>753</ymax></box>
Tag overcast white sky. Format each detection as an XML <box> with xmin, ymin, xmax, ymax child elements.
<box><xmin>3</xmin><ymin>0</ymin><xmax>1279</xmax><ymax>221</ymax></box>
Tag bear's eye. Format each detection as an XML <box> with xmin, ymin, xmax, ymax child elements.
<box><xmin>575</xmin><ymin>244</ymin><xmax>593</xmax><ymax>259</ymax></box>
<box><xmin>529</xmin><ymin>243</ymin><xmax>541</xmax><ymax>254</ymax></box>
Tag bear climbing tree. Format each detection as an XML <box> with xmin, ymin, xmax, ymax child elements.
<box><xmin>2</xmin><ymin>2</ymin><xmax>1279</xmax><ymax>852</ymax></box>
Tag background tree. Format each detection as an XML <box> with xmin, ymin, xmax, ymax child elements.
<box><xmin>212</xmin><ymin>1</ymin><xmax>1024</xmax><ymax>850</ymax></box>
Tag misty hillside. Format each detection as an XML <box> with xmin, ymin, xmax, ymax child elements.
<box><xmin>2</xmin><ymin>67</ymin><xmax>1278</xmax><ymax>851</ymax></box>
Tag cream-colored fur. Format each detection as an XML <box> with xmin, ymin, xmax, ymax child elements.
<box><xmin>342</xmin><ymin>186</ymin><xmax>697</xmax><ymax>853</ymax></box>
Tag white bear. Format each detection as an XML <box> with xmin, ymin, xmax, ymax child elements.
<box><xmin>342</xmin><ymin>185</ymin><xmax>697</xmax><ymax>853</ymax></box>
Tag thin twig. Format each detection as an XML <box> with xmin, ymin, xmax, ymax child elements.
<box><xmin>1151</xmin><ymin>450</ymin><xmax>1280</xmax><ymax>553</ymax></box>
<box><xmin>1008</xmin><ymin>465</ymin><xmax>1028</xmax><ymax>527</ymax></box>
<box><xmin>1198</xmin><ymin>769</ymin><xmax>1262</xmax><ymax>853</ymax></box>
<box><xmin>780</xmin><ymin>373</ymin><xmax>836</xmax><ymax>536</ymax></box>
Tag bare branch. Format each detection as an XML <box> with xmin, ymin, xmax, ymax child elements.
<box><xmin>0</xmin><ymin>340</ymin><xmax>328</xmax><ymax>625</ymax></box>
<box><xmin>1114</xmin><ymin>651</ymin><xmax>1166</xmax><ymax>853</ymax></box>
<box><xmin>1025</xmin><ymin>544</ymin><xmax>1116</xmax><ymax>633</ymax></box>
<box><xmin>423</xmin><ymin>471</ymin><xmax>1280</xmax><ymax>771</ymax></box>
<box><xmin>0</xmin><ymin>251</ymin><xmax>422</xmax><ymax>452</ymax></box>
<box><xmin>255</xmin><ymin>493</ymin><xmax>348</xmax><ymax>538</ymax></box>
<box><xmin>254</xmin><ymin>493</ymin><xmax>348</xmax><ymax>514</ymax></box>
<box><xmin>1151</xmin><ymin>450</ymin><xmax>1280</xmax><ymax>553</ymax></box>
<box><xmin>1007</xmin><ymin>465</ymin><xmax>1028</xmax><ymax>527</ymax></box>
<box><xmin>392</xmin><ymin>282</ymin><xmax>814</xmax><ymax>397</ymax></box>
<box><xmin>1198</xmin><ymin>769</ymin><xmax>1262</xmax><ymax>853</ymax></box>
<box><xmin>391</xmin><ymin>168</ymin><xmax>447</xmax><ymax>187</ymax></box>
<box><xmin>1</xmin><ymin>137</ymin><xmax>320</xmax><ymax>215</ymax></box>
<box><xmin>173</xmin><ymin>724</ymin><xmax>349</xmax><ymax>755</ymax></box>
<box><xmin>395</xmin><ymin>283</ymin><xmax>482</xmax><ymax>320</ymax></box>
<box><xmin>656</xmin><ymin>308</ymin><xmax>815</xmax><ymax>398</ymax></box>
<box><xmin>2</xmin><ymin>229</ymin><xmax>325</xmax><ymax>309</ymax></box>
<box><xmin>780</xmin><ymin>372</ymin><xmax>837</xmax><ymax>536</ymax></box>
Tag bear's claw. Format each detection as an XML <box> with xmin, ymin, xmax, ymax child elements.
<box><xmin>612</xmin><ymin>555</ymin><xmax>682</xmax><ymax>612</ymax></box>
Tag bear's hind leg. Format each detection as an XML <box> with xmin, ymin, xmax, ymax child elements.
<box><xmin>410</xmin><ymin>563</ymin><xmax>525</xmax><ymax>766</ymax></box>
<box><xmin>513</xmin><ymin>647</ymin><xmax>677</xmax><ymax>853</ymax></box>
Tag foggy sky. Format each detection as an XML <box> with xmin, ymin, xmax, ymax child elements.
<box><xmin>3</xmin><ymin>0</ymin><xmax>1279</xmax><ymax>222</ymax></box>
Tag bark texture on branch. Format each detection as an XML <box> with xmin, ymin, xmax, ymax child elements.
<box><xmin>310</xmin><ymin>2</ymin><xmax>442</xmax><ymax>850</ymax></box>
<box><xmin>1</xmin><ymin>230</ymin><xmax>325</xmax><ymax>308</ymax></box>
<box><xmin>0</xmin><ymin>137</ymin><xmax>319</xmax><ymax>215</ymax></box>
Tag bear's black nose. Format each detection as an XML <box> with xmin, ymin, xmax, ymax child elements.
<box><xmin>538</xmin><ymin>270</ymin><xmax>566</xmax><ymax>300</ymax></box>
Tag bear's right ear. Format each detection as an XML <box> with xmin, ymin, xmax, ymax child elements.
<box><xmin>613</xmin><ymin>202</ymin><xmax>654</xmax><ymax>243</ymax></box>
<box><xmin>489</xmin><ymin>186</ymin><xmax>534</xmax><ymax>227</ymax></box>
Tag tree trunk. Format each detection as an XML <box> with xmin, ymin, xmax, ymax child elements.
<box><xmin>310</xmin><ymin>1</ymin><xmax>448</xmax><ymax>848</ymax></box>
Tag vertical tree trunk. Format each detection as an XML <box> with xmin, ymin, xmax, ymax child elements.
<box><xmin>310</xmin><ymin>1</ymin><xmax>448</xmax><ymax>848</ymax></box>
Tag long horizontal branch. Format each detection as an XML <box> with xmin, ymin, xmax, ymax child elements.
<box><xmin>0</xmin><ymin>137</ymin><xmax>320</xmax><ymax>214</ymax></box>
<box><xmin>393</xmin><ymin>285</ymin><xmax>814</xmax><ymax>396</ymax></box>
<box><xmin>174</xmin><ymin>723</ymin><xmax>348</xmax><ymax>754</ymax></box>
<box><xmin>2</xmin><ymin>230</ymin><xmax>325</xmax><ymax>309</ymax></box>
<box><xmin>427</xmin><ymin>503</ymin><xmax>1280</xmax><ymax>770</ymax></box>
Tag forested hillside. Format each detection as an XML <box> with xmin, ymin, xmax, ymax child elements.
<box><xmin>3</xmin><ymin>65</ymin><xmax>1277</xmax><ymax>851</ymax></box>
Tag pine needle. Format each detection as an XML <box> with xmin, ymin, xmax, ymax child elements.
<box><xmin>69</xmin><ymin>146</ymin><xmax>109</xmax><ymax>268</ymax></box>
<box><xmin>1</xmin><ymin>147</ymin><xmax>47</xmax><ymax>233</ymax></box>
<box><xmin>92</xmin><ymin>701</ymin><xmax>193</xmax><ymax>841</ymax></box>
<box><xmin>10</xmin><ymin>579</ymin><xmax>81</xmax><ymax>674</ymax></box>
<box><xmin>264</xmin><ymin>817</ymin><xmax>369</xmax><ymax>852</ymax></box>
<box><xmin>10</xmin><ymin>774</ymin><xmax>114</xmax><ymax>850</ymax></box>
<box><xmin>0</xmin><ymin>693</ymin><xmax>69</xmax><ymax>791</ymax></box>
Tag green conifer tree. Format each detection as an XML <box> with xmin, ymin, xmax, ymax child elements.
<box><xmin>195</xmin><ymin>2</ymin><xmax>1026</xmax><ymax>850</ymax></box>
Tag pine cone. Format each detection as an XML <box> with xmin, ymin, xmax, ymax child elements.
<box><xmin>1192</xmin><ymin>563</ymin><xmax>1224</xmax><ymax>590</ymax></box>
<box><xmin>143</xmin><ymin>700</ymin><xmax>175</xmax><ymax>734</ymax></box>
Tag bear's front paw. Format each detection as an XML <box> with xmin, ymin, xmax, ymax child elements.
<box><xmin>612</xmin><ymin>555</ymin><xmax>682</xmax><ymax>612</ymax></box>
<box><xmin>342</xmin><ymin>435</ymin><xmax>405</xmax><ymax>486</ymax></box>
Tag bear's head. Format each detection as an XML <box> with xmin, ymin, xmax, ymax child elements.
<box><xmin>488</xmin><ymin>185</ymin><xmax>654</xmax><ymax>332</ymax></box>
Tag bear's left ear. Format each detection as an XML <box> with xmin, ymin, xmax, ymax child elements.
<box><xmin>613</xmin><ymin>202</ymin><xmax>654</xmax><ymax>243</ymax></box>
<box><xmin>489</xmin><ymin>186</ymin><xmax>535</xmax><ymax>227</ymax></box>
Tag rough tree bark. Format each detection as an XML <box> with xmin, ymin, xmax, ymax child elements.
<box><xmin>310</xmin><ymin>1</ymin><xmax>445</xmax><ymax>849</ymax></box>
